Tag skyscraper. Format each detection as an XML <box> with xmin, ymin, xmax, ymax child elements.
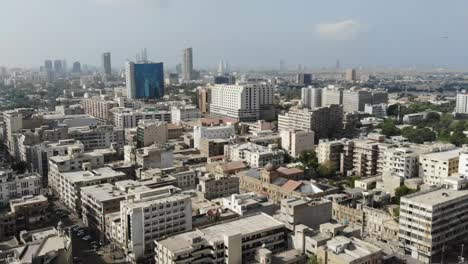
<box><xmin>182</xmin><ymin>48</ymin><xmax>193</xmax><ymax>81</ymax></box>
<box><xmin>44</xmin><ymin>60</ymin><xmax>53</xmax><ymax>71</ymax></box>
<box><xmin>345</xmin><ymin>68</ymin><xmax>357</xmax><ymax>82</ymax></box>
<box><xmin>126</xmin><ymin>61</ymin><xmax>164</xmax><ymax>100</ymax></box>
<box><xmin>102</xmin><ymin>52</ymin><xmax>112</xmax><ymax>76</ymax></box>
<box><xmin>72</xmin><ymin>61</ymin><xmax>81</xmax><ymax>73</ymax></box>
<box><xmin>54</xmin><ymin>60</ymin><xmax>63</xmax><ymax>74</ymax></box>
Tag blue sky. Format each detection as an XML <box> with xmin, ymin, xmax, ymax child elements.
<box><xmin>2</xmin><ymin>0</ymin><xmax>468</xmax><ymax>69</ymax></box>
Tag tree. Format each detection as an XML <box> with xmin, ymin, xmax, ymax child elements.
<box><xmin>392</xmin><ymin>186</ymin><xmax>417</xmax><ymax>204</ymax></box>
<box><xmin>317</xmin><ymin>161</ymin><xmax>337</xmax><ymax>178</ymax></box>
<box><xmin>380</xmin><ymin>119</ymin><xmax>401</xmax><ymax>137</ymax></box>
<box><xmin>297</xmin><ymin>150</ymin><xmax>319</xmax><ymax>170</ymax></box>
<box><xmin>401</xmin><ymin>127</ymin><xmax>436</xmax><ymax>144</ymax></box>
<box><xmin>308</xmin><ymin>255</ymin><xmax>319</xmax><ymax>264</ymax></box>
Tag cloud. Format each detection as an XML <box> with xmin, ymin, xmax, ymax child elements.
<box><xmin>315</xmin><ymin>20</ymin><xmax>363</xmax><ymax>41</ymax></box>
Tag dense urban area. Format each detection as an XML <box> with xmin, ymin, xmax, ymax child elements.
<box><xmin>2</xmin><ymin>45</ymin><xmax>468</xmax><ymax>264</ymax></box>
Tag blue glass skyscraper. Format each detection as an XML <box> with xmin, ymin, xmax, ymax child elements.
<box><xmin>126</xmin><ymin>61</ymin><xmax>164</xmax><ymax>100</ymax></box>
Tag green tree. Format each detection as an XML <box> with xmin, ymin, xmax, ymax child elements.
<box><xmin>308</xmin><ymin>255</ymin><xmax>319</xmax><ymax>264</ymax></box>
<box><xmin>401</xmin><ymin>127</ymin><xmax>436</xmax><ymax>144</ymax></box>
<box><xmin>297</xmin><ymin>150</ymin><xmax>319</xmax><ymax>170</ymax></box>
<box><xmin>380</xmin><ymin>119</ymin><xmax>401</xmax><ymax>137</ymax></box>
<box><xmin>393</xmin><ymin>186</ymin><xmax>417</xmax><ymax>204</ymax></box>
<box><xmin>317</xmin><ymin>161</ymin><xmax>337</xmax><ymax>178</ymax></box>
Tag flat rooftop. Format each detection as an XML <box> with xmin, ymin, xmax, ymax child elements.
<box><xmin>402</xmin><ymin>187</ymin><xmax>468</xmax><ymax>207</ymax></box>
<box><xmin>61</xmin><ymin>167</ymin><xmax>125</xmax><ymax>184</ymax></box>
<box><xmin>421</xmin><ymin>148</ymin><xmax>461</xmax><ymax>161</ymax></box>
<box><xmin>81</xmin><ymin>183</ymin><xmax>127</xmax><ymax>202</ymax></box>
<box><xmin>157</xmin><ymin>213</ymin><xmax>284</xmax><ymax>253</ymax></box>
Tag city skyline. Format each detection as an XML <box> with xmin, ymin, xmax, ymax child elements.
<box><xmin>2</xmin><ymin>0</ymin><xmax>468</xmax><ymax>69</ymax></box>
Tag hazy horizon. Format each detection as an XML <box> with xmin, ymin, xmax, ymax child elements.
<box><xmin>2</xmin><ymin>0</ymin><xmax>468</xmax><ymax>69</ymax></box>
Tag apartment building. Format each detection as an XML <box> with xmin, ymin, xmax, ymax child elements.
<box><xmin>81</xmin><ymin>96</ymin><xmax>119</xmax><ymax>124</ymax></box>
<box><xmin>301</xmin><ymin>87</ymin><xmax>322</xmax><ymax>109</ymax></box>
<box><xmin>225</xmin><ymin>142</ymin><xmax>285</xmax><ymax>168</ymax></box>
<box><xmin>321</xmin><ymin>87</ymin><xmax>343</xmax><ymax>107</ymax></box>
<box><xmin>111</xmin><ymin>107</ymin><xmax>171</xmax><ymax>129</ymax></box>
<box><xmin>0</xmin><ymin>171</ymin><xmax>42</xmax><ymax>207</ymax></box>
<box><xmin>316</xmin><ymin>236</ymin><xmax>383</xmax><ymax>264</ymax></box>
<box><xmin>193</xmin><ymin>125</ymin><xmax>235</xmax><ymax>149</ymax></box>
<box><xmin>278</xmin><ymin>105</ymin><xmax>343</xmax><ymax>140</ymax></box>
<box><xmin>399</xmin><ymin>179</ymin><xmax>468</xmax><ymax>263</ymax></box>
<box><xmin>68</xmin><ymin>125</ymin><xmax>125</xmax><ymax>150</ymax></box>
<box><xmin>419</xmin><ymin>148</ymin><xmax>461</xmax><ymax>185</ymax></box>
<box><xmin>280</xmin><ymin>129</ymin><xmax>314</xmax><ymax>158</ymax></box>
<box><xmin>53</xmin><ymin>166</ymin><xmax>128</xmax><ymax>213</ymax></box>
<box><xmin>342</xmin><ymin>89</ymin><xmax>372</xmax><ymax>113</ymax></box>
<box><xmin>209</xmin><ymin>84</ymin><xmax>274</xmax><ymax>122</ymax></box>
<box><xmin>81</xmin><ymin>183</ymin><xmax>127</xmax><ymax>238</ymax></box>
<box><xmin>136</xmin><ymin>120</ymin><xmax>168</xmax><ymax>148</ymax></box>
<box><xmin>317</xmin><ymin>139</ymin><xmax>348</xmax><ymax>171</ymax></box>
<box><xmin>135</xmin><ymin>145</ymin><xmax>173</xmax><ymax>169</ymax></box>
<box><xmin>197</xmin><ymin>174</ymin><xmax>240</xmax><ymax>200</ymax></box>
<box><xmin>154</xmin><ymin>213</ymin><xmax>287</xmax><ymax>264</ymax></box>
<box><xmin>170</xmin><ymin>105</ymin><xmax>201</xmax><ymax>124</ymax></box>
<box><xmin>277</xmin><ymin>198</ymin><xmax>332</xmax><ymax>231</ymax></box>
<box><xmin>382</xmin><ymin>147</ymin><xmax>419</xmax><ymax>178</ymax></box>
<box><xmin>120</xmin><ymin>186</ymin><xmax>192</xmax><ymax>262</ymax></box>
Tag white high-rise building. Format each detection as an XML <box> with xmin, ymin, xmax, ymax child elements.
<box><xmin>182</xmin><ymin>48</ymin><xmax>193</xmax><ymax>81</ymax></box>
<box><xmin>209</xmin><ymin>84</ymin><xmax>274</xmax><ymax>122</ymax></box>
<box><xmin>120</xmin><ymin>185</ymin><xmax>192</xmax><ymax>262</ymax></box>
<box><xmin>301</xmin><ymin>87</ymin><xmax>322</xmax><ymax>109</ymax></box>
<box><xmin>455</xmin><ymin>93</ymin><xmax>468</xmax><ymax>114</ymax></box>
<box><xmin>125</xmin><ymin>61</ymin><xmax>136</xmax><ymax>99</ymax></box>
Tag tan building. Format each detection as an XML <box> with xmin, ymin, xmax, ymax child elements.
<box><xmin>342</xmin><ymin>89</ymin><xmax>372</xmax><ymax>113</ymax></box>
<box><xmin>197</xmin><ymin>174</ymin><xmax>239</xmax><ymax>200</ymax></box>
<box><xmin>420</xmin><ymin>148</ymin><xmax>461</xmax><ymax>185</ymax></box>
<box><xmin>280</xmin><ymin>129</ymin><xmax>314</xmax><ymax>158</ymax></box>
<box><xmin>167</xmin><ymin>123</ymin><xmax>183</xmax><ymax>140</ymax></box>
<box><xmin>136</xmin><ymin>120</ymin><xmax>168</xmax><ymax>148</ymax></box>
<box><xmin>316</xmin><ymin>236</ymin><xmax>383</xmax><ymax>264</ymax></box>
<box><xmin>278</xmin><ymin>105</ymin><xmax>343</xmax><ymax>140</ymax></box>
<box><xmin>81</xmin><ymin>96</ymin><xmax>118</xmax><ymax>124</ymax></box>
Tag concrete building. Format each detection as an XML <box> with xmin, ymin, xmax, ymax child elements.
<box><xmin>345</xmin><ymin>69</ymin><xmax>357</xmax><ymax>82</ymax></box>
<box><xmin>420</xmin><ymin>148</ymin><xmax>461</xmax><ymax>185</ymax></box>
<box><xmin>197</xmin><ymin>174</ymin><xmax>240</xmax><ymax>200</ymax></box>
<box><xmin>316</xmin><ymin>236</ymin><xmax>383</xmax><ymax>264</ymax></box>
<box><xmin>81</xmin><ymin>96</ymin><xmax>118</xmax><ymax>124</ymax></box>
<box><xmin>277</xmin><ymin>198</ymin><xmax>332</xmax><ymax>231</ymax></box>
<box><xmin>301</xmin><ymin>87</ymin><xmax>322</xmax><ymax>109</ymax></box>
<box><xmin>371</xmin><ymin>90</ymin><xmax>389</xmax><ymax>105</ymax></box>
<box><xmin>193</xmin><ymin>125</ymin><xmax>235</xmax><ymax>149</ymax></box>
<box><xmin>280</xmin><ymin>129</ymin><xmax>314</xmax><ymax>158</ymax></box>
<box><xmin>126</xmin><ymin>61</ymin><xmax>165</xmax><ymax>100</ymax></box>
<box><xmin>52</xmin><ymin>166</ymin><xmax>128</xmax><ymax>213</ymax></box>
<box><xmin>278</xmin><ymin>105</ymin><xmax>343</xmax><ymax>140</ymax></box>
<box><xmin>342</xmin><ymin>89</ymin><xmax>372</xmax><ymax>113</ymax></box>
<box><xmin>221</xmin><ymin>192</ymin><xmax>277</xmax><ymax>216</ymax></box>
<box><xmin>382</xmin><ymin>147</ymin><xmax>419</xmax><ymax>179</ymax></box>
<box><xmin>197</xmin><ymin>86</ymin><xmax>211</xmax><ymax>114</ymax></box>
<box><xmin>136</xmin><ymin>145</ymin><xmax>173</xmax><ymax>169</ymax></box>
<box><xmin>321</xmin><ymin>87</ymin><xmax>343</xmax><ymax>107</ymax></box>
<box><xmin>30</xmin><ymin>139</ymin><xmax>84</xmax><ymax>185</ymax></box>
<box><xmin>210</xmin><ymin>84</ymin><xmax>274</xmax><ymax>122</ymax></box>
<box><xmin>171</xmin><ymin>105</ymin><xmax>201</xmax><ymax>124</ymax></box>
<box><xmin>136</xmin><ymin>120</ymin><xmax>168</xmax><ymax>148</ymax></box>
<box><xmin>154</xmin><ymin>213</ymin><xmax>287</xmax><ymax>264</ymax></box>
<box><xmin>4</xmin><ymin>108</ymin><xmax>42</xmax><ymax>158</ymax></box>
<box><xmin>182</xmin><ymin>47</ymin><xmax>193</xmax><ymax>81</ymax></box>
<box><xmin>455</xmin><ymin>93</ymin><xmax>468</xmax><ymax>114</ymax></box>
<box><xmin>297</xmin><ymin>73</ymin><xmax>313</xmax><ymax>86</ymax></box>
<box><xmin>111</xmin><ymin>107</ymin><xmax>171</xmax><ymax>129</ymax></box>
<box><xmin>81</xmin><ymin>183</ymin><xmax>127</xmax><ymax>238</ymax></box>
<box><xmin>120</xmin><ymin>185</ymin><xmax>192</xmax><ymax>262</ymax></box>
<box><xmin>199</xmin><ymin>138</ymin><xmax>229</xmax><ymax>158</ymax></box>
<box><xmin>317</xmin><ymin>139</ymin><xmax>348</xmax><ymax>173</ymax></box>
<box><xmin>399</xmin><ymin>179</ymin><xmax>468</xmax><ymax>263</ymax></box>
<box><xmin>0</xmin><ymin>171</ymin><xmax>42</xmax><ymax>207</ymax></box>
<box><xmin>68</xmin><ymin>125</ymin><xmax>125</xmax><ymax>150</ymax></box>
<box><xmin>364</xmin><ymin>103</ymin><xmax>387</xmax><ymax>118</ymax></box>
<box><xmin>226</xmin><ymin>142</ymin><xmax>285</xmax><ymax>168</ymax></box>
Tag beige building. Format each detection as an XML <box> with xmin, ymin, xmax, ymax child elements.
<box><xmin>136</xmin><ymin>120</ymin><xmax>168</xmax><ymax>148</ymax></box>
<box><xmin>342</xmin><ymin>89</ymin><xmax>372</xmax><ymax>113</ymax></box>
<box><xmin>197</xmin><ymin>174</ymin><xmax>239</xmax><ymax>200</ymax></box>
<box><xmin>81</xmin><ymin>96</ymin><xmax>118</xmax><ymax>124</ymax></box>
<box><xmin>316</xmin><ymin>236</ymin><xmax>383</xmax><ymax>264</ymax></box>
<box><xmin>321</xmin><ymin>87</ymin><xmax>343</xmax><ymax>107</ymax></box>
<box><xmin>278</xmin><ymin>105</ymin><xmax>343</xmax><ymax>140</ymax></box>
<box><xmin>420</xmin><ymin>148</ymin><xmax>461</xmax><ymax>185</ymax></box>
<box><xmin>280</xmin><ymin>129</ymin><xmax>314</xmax><ymax>158</ymax></box>
<box><xmin>154</xmin><ymin>213</ymin><xmax>287</xmax><ymax>264</ymax></box>
<box><xmin>135</xmin><ymin>145</ymin><xmax>173</xmax><ymax>169</ymax></box>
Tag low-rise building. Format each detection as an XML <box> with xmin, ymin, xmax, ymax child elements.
<box><xmin>136</xmin><ymin>145</ymin><xmax>174</xmax><ymax>169</ymax></box>
<box><xmin>419</xmin><ymin>148</ymin><xmax>461</xmax><ymax>185</ymax></box>
<box><xmin>154</xmin><ymin>213</ymin><xmax>287</xmax><ymax>264</ymax></box>
<box><xmin>111</xmin><ymin>107</ymin><xmax>171</xmax><ymax>129</ymax></box>
<box><xmin>68</xmin><ymin>125</ymin><xmax>125</xmax><ymax>150</ymax></box>
<box><xmin>316</xmin><ymin>236</ymin><xmax>383</xmax><ymax>264</ymax></box>
<box><xmin>280</xmin><ymin>129</ymin><xmax>314</xmax><ymax>158</ymax></box>
<box><xmin>0</xmin><ymin>171</ymin><xmax>42</xmax><ymax>207</ymax></box>
<box><xmin>136</xmin><ymin>120</ymin><xmax>168</xmax><ymax>148</ymax></box>
<box><xmin>221</xmin><ymin>192</ymin><xmax>277</xmax><ymax>216</ymax></box>
<box><xmin>277</xmin><ymin>198</ymin><xmax>332</xmax><ymax>231</ymax></box>
<box><xmin>197</xmin><ymin>174</ymin><xmax>240</xmax><ymax>200</ymax></box>
<box><xmin>225</xmin><ymin>142</ymin><xmax>285</xmax><ymax>168</ymax></box>
<box><xmin>171</xmin><ymin>105</ymin><xmax>201</xmax><ymax>124</ymax></box>
<box><xmin>193</xmin><ymin>125</ymin><xmax>235</xmax><ymax>149</ymax></box>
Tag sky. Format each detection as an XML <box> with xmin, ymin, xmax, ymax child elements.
<box><xmin>1</xmin><ymin>0</ymin><xmax>468</xmax><ymax>70</ymax></box>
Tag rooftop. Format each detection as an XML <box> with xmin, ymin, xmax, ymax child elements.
<box><xmin>81</xmin><ymin>183</ymin><xmax>127</xmax><ymax>202</ymax></box>
<box><xmin>402</xmin><ymin>186</ymin><xmax>468</xmax><ymax>207</ymax></box>
<box><xmin>421</xmin><ymin>148</ymin><xmax>461</xmax><ymax>161</ymax></box>
<box><xmin>61</xmin><ymin>167</ymin><xmax>125</xmax><ymax>184</ymax></box>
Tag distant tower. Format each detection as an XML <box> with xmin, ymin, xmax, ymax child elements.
<box><xmin>218</xmin><ymin>60</ymin><xmax>225</xmax><ymax>75</ymax></box>
<box><xmin>102</xmin><ymin>52</ymin><xmax>112</xmax><ymax>76</ymax></box>
<box><xmin>141</xmin><ymin>48</ymin><xmax>148</xmax><ymax>62</ymax></box>
<box><xmin>279</xmin><ymin>60</ymin><xmax>286</xmax><ymax>72</ymax></box>
<box><xmin>182</xmin><ymin>47</ymin><xmax>193</xmax><ymax>81</ymax></box>
<box><xmin>44</xmin><ymin>60</ymin><xmax>53</xmax><ymax>71</ymax></box>
<box><xmin>126</xmin><ymin>61</ymin><xmax>164</xmax><ymax>100</ymax></box>
<box><xmin>336</xmin><ymin>59</ymin><xmax>340</xmax><ymax>70</ymax></box>
<box><xmin>345</xmin><ymin>68</ymin><xmax>357</xmax><ymax>82</ymax></box>
<box><xmin>54</xmin><ymin>60</ymin><xmax>63</xmax><ymax>74</ymax></box>
<box><xmin>72</xmin><ymin>61</ymin><xmax>81</xmax><ymax>73</ymax></box>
